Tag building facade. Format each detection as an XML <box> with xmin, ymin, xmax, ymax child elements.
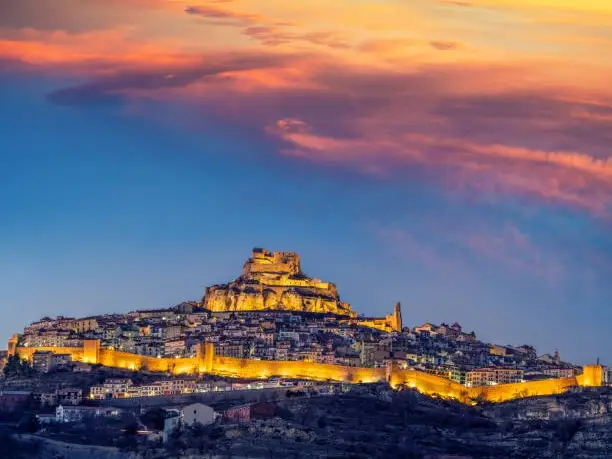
<box><xmin>466</xmin><ymin>367</ymin><xmax>524</xmax><ymax>387</ymax></box>
<box><xmin>182</xmin><ymin>403</ymin><xmax>215</xmax><ymax>427</ymax></box>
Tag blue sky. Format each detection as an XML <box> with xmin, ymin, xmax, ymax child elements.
<box><xmin>1</xmin><ymin>73</ymin><xmax>610</xmax><ymax>364</ymax></box>
<box><xmin>1</xmin><ymin>0</ymin><xmax>612</xmax><ymax>364</ymax></box>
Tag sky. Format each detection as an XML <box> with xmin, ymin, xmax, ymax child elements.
<box><xmin>0</xmin><ymin>0</ymin><xmax>611</xmax><ymax>364</ymax></box>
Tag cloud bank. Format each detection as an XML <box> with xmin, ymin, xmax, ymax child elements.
<box><xmin>1</xmin><ymin>0</ymin><xmax>611</xmax><ymax>216</ymax></box>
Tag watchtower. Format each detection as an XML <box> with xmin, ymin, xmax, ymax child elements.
<box><xmin>580</xmin><ymin>365</ymin><xmax>604</xmax><ymax>387</ymax></box>
<box><xmin>196</xmin><ymin>342</ymin><xmax>215</xmax><ymax>373</ymax></box>
<box><xmin>83</xmin><ymin>340</ymin><xmax>100</xmax><ymax>364</ymax></box>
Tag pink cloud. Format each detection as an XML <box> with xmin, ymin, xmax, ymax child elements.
<box><xmin>375</xmin><ymin>226</ymin><xmax>462</xmax><ymax>273</ymax></box>
<box><xmin>461</xmin><ymin>225</ymin><xmax>565</xmax><ymax>281</ymax></box>
<box><xmin>270</xmin><ymin>117</ymin><xmax>612</xmax><ymax>214</ymax></box>
<box><xmin>1</xmin><ymin>0</ymin><xmax>612</xmax><ymax>216</ymax></box>
<box><xmin>374</xmin><ymin>222</ymin><xmax>565</xmax><ymax>281</ymax></box>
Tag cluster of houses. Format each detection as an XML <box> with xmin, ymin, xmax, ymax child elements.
<box><xmin>33</xmin><ymin>398</ymin><xmax>279</xmax><ymax>443</ymax></box>
<box><xmin>11</xmin><ymin>308</ymin><xmax>610</xmax><ymax>389</ymax></box>
<box><xmin>88</xmin><ymin>377</ymin><xmax>288</xmax><ymax>400</ymax></box>
<box><xmin>34</xmin><ymin>399</ymin><xmax>277</xmax><ymax>439</ymax></box>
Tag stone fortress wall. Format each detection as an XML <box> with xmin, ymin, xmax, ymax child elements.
<box><xmin>203</xmin><ymin>248</ymin><xmax>354</xmax><ymax>316</ymax></box>
<box><xmin>245</xmin><ymin>249</ymin><xmax>300</xmax><ymax>276</ymax></box>
<box><xmin>10</xmin><ymin>337</ymin><xmax>603</xmax><ymax>405</ymax></box>
<box><xmin>252</xmin><ymin>277</ymin><xmax>334</xmax><ymax>291</ymax></box>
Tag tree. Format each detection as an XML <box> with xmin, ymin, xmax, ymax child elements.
<box><xmin>275</xmin><ymin>406</ymin><xmax>293</xmax><ymax>421</ymax></box>
<box><xmin>555</xmin><ymin>419</ymin><xmax>582</xmax><ymax>445</ymax></box>
<box><xmin>17</xmin><ymin>414</ymin><xmax>39</xmax><ymax>433</ymax></box>
<box><xmin>190</xmin><ymin>421</ymin><xmax>207</xmax><ymax>437</ymax></box>
<box><xmin>165</xmin><ymin>427</ymin><xmax>187</xmax><ymax>456</ymax></box>
<box><xmin>141</xmin><ymin>408</ymin><xmax>166</xmax><ymax>431</ymax></box>
<box><xmin>117</xmin><ymin>420</ymin><xmax>140</xmax><ymax>452</ymax></box>
<box><xmin>189</xmin><ymin>423</ymin><xmax>214</xmax><ymax>455</ymax></box>
<box><xmin>3</xmin><ymin>355</ymin><xmax>33</xmax><ymax>378</ymax></box>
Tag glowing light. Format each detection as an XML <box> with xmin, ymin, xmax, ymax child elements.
<box><xmin>13</xmin><ymin>342</ymin><xmax>604</xmax><ymax>404</ymax></box>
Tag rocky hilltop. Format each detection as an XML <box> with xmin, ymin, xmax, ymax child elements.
<box><xmin>203</xmin><ymin>248</ymin><xmax>356</xmax><ymax>316</ymax></box>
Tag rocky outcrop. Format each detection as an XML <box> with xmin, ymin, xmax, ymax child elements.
<box><xmin>203</xmin><ymin>248</ymin><xmax>356</xmax><ymax>316</ymax></box>
<box><xmin>482</xmin><ymin>388</ymin><xmax>612</xmax><ymax>422</ymax></box>
<box><xmin>217</xmin><ymin>388</ymin><xmax>612</xmax><ymax>458</ymax></box>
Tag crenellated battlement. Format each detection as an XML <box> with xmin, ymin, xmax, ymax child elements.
<box><xmin>244</xmin><ymin>248</ymin><xmax>301</xmax><ymax>277</ymax></box>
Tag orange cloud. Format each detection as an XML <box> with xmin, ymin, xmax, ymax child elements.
<box><xmin>460</xmin><ymin>0</ymin><xmax>612</xmax><ymax>15</ymax></box>
<box><xmin>0</xmin><ymin>28</ymin><xmax>195</xmax><ymax>69</ymax></box>
<box><xmin>1</xmin><ymin>0</ymin><xmax>611</xmax><ymax>215</ymax></box>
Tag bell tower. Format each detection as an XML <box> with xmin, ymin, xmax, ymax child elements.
<box><xmin>392</xmin><ymin>302</ymin><xmax>402</xmax><ymax>332</ymax></box>
<box><xmin>7</xmin><ymin>334</ymin><xmax>19</xmax><ymax>357</ymax></box>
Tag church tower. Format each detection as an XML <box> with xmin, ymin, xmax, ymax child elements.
<box><xmin>392</xmin><ymin>302</ymin><xmax>402</xmax><ymax>332</ymax></box>
<box><xmin>7</xmin><ymin>334</ymin><xmax>19</xmax><ymax>357</ymax></box>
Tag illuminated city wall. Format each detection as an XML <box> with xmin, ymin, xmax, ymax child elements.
<box><xmin>473</xmin><ymin>377</ymin><xmax>577</xmax><ymax>403</ymax></box>
<box><xmin>389</xmin><ymin>368</ymin><xmax>471</xmax><ymax>402</ymax></box>
<box><xmin>389</xmin><ymin>367</ymin><xmax>590</xmax><ymax>403</ymax></box>
<box><xmin>576</xmin><ymin>365</ymin><xmax>604</xmax><ymax>387</ymax></box>
<box><xmin>98</xmin><ymin>349</ymin><xmax>201</xmax><ymax>375</ymax></box>
<box><xmin>14</xmin><ymin>346</ymin><xmax>84</xmax><ymax>362</ymax></box>
<box><xmin>12</xmin><ymin>340</ymin><xmax>603</xmax><ymax>404</ymax></box>
<box><xmin>212</xmin><ymin>355</ymin><xmax>385</xmax><ymax>383</ymax></box>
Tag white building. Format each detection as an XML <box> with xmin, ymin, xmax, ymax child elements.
<box><xmin>56</xmin><ymin>405</ymin><xmax>121</xmax><ymax>423</ymax></box>
<box><xmin>604</xmin><ymin>366</ymin><xmax>612</xmax><ymax>385</ymax></box>
<box><xmin>90</xmin><ymin>378</ymin><xmax>133</xmax><ymax>399</ymax></box>
<box><xmin>182</xmin><ymin>403</ymin><xmax>215</xmax><ymax>427</ymax></box>
<box><xmin>25</xmin><ymin>330</ymin><xmax>72</xmax><ymax>348</ymax></box>
<box><xmin>466</xmin><ymin>367</ymin><xmax>524</xmax><ymax>387</ymax></box>
<box><xmin>158</xmin><ymin>379</ymin><xmax>196</xmax><ymax>395</ymax></box>
<box><xmin>139</xmin><ymin>383</ymin><xmax>163</xmax><ymax>397</ymax></box>
<box><xmin>542</xmin><ymin>367</ymin><xmax>579</xmax><ymax>379</ymax></box>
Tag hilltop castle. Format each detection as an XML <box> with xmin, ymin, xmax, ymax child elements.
<box><xmin>203</xmin><ymin>248</ymin><xmax>402</xmax><ymax>332</ymax></box>
<box><xmin>203</xmin><ymin>248</ymin><xmax>355</xmax><ymax>316</ymax></box>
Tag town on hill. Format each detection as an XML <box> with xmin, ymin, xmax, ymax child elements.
<box><xmin>1</xmin><ymin>248</ymin><xmax>610</xmax><ymax>457</ymax></box>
